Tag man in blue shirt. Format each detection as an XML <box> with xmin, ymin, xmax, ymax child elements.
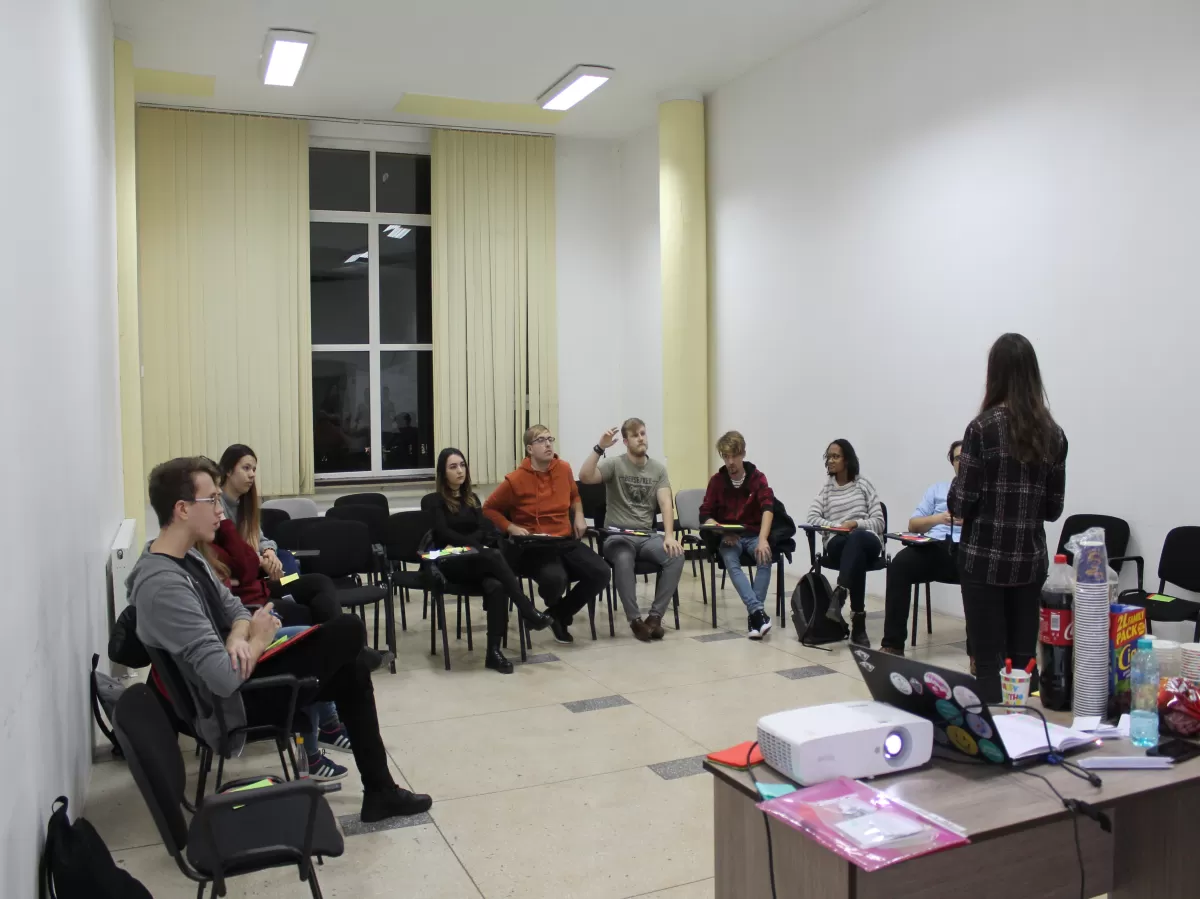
<box><xmin>880</xmin><ymin>441</ymin><xmax>963</xmax><ymax>655</ymax></box>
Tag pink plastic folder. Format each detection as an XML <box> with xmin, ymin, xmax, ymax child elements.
<box><xmin>757</xmin><ymin>777</ymin><xmax>969</xmax><ymax>871</ymax></box>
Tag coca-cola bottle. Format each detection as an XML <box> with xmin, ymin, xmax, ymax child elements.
<box><xmin>1039</xmin><ymin>553</ymin><xmax>1075</xmax><ymax>710</ymax></box>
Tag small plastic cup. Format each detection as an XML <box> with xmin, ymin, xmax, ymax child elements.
<box><xmin>1000</xmin><ymin>669</ymin><xmax>1032</xmax><ymax>712</ymax></box>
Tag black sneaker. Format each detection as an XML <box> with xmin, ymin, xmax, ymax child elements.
<box><xmin>850</xmin><ymin>613</ymin><xmax>870</xmax><ymax>648</ymax></box>
<box><xmin>549</xmin><ymin>615</ymin><xmax>574</xmax><ymax>644</ymax></box>
<box><xmin>361</xmin><ymin>786</ymin><xmax>433</xmax><ymax>823</ymax></box>
<box><xmin>826</xmin><ymin>586</ymin><xmax>848</xmax><ymax>624</ymax></box>
<box><xmin>748</xmin><ymin>610</ymin><xmax>772</xmax><ymax>640</ymax></box>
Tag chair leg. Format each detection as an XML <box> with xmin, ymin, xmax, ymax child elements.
<box><xmin>720</xmin><ymin>569</ymin><xmax>726</xmax><ymax>590</ymax></box>
<box><xmin>911</xmin><ymin>583</ymin><xmax>921</xmax><ymax>647</ymax></box>
<box><xmin>195</xmin><ymin>746</ymin><xmax>212</xmax><ymax>808</ymax></box>
<box><xmin>464</xmin><ymin>596</ymin><xmax>474</xmax><ymax>651</ymax></box>
<box><xmin>776</xmin><ymin>557</ymin><xmax>786</xmax><ymax>627</ymax></box>
<box><xmin>673</xmin><ymin>589</ymin><xmax>681</xmax><ymax>630</ymax></box>
<box><xmin>372</xmin><ymin>601</ymin><xmax>380</xmax><ymax>649</ymax></box>
<box><xmin>396</xmin><ymin>582</ymin><xmax>407</xmax><ymax>632</ymax></box>
<box><xmin>308</xmin><ymin>867</ymin><xmax>325</xmax><ymax>899</ymax></box>
<box><xmin>517</xmin><ymin>614</ymin><xmax>528</xmax><ymax>662</ymax></box>
<box><xmin>925</xmin><ymin>582</ymin><xmax>934</xmax><ymax>635</ymax></box>
<box><xmin>710</xmin><ymin>559</ymin><xmax>718</xmax><ymax>628</ymax></box>
<box><xmin>196</xmin><ymin>881</ymin><xmax>207</xmax><ymax>899</ymax></box>
<box><xmin>437</xmin><ymin>590</ymin><xmax>451</xmax><ymax>670</ymax></box>
<box><xmin>456</xmin><ymin>596</ymin><xmax>463</xmax><ymax>640</ymax></box>
<box><xmin>430</xmin><ymin>589</ymin><xmax>439</xmax><ymax>656</ymax></box>
<box><xmin>383</xmin><ymin>592</ymin><xmax>397</xmax><ymax>672</ymax></box>
<box><xmin>214</xmin><ymin>752</ymin><xmax>227</xmax><ymax>794</ymax></box>
<box><xmin>588</xmin><ymin>596</ymin><xmax>598</xmax><ymax>641</ymax></box>
<box><xmin>700</xmin><ymin>560</ymin><xmax>708</xmax><ymax>605</ymax></box>
<box><xmin>606</xmin><ymin>575</ymin><xmax>615</xmax><ymax>637</ymax></box>
<box><xmin>423</xmin><ymin>588</ymin><xmax>429</xmax><ymax>620</ymax></box>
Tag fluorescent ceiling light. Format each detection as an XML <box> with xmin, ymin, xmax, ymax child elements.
<box><xmin>261</xmin><ymin>30</ymin><xmax>315</xmax><ymax>87</ymax></box>
<box><xmin>538</xmin><ymin>65</ymin><xmax>614</xmax><ymax>111</ymax></box>
<box><xmin>383</xmin><ymin>226</ymin><xmax>411</xmax><ymax>240</ymax></box>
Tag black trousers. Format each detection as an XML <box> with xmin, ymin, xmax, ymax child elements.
<box><xmin>823</xmin><ymin>530</ymin><xmax>881</xmax><ymax>615</ymax></box>
<box><xmin>439</xmin><ymin>548</ymin><xmax>536</xmax><ymax>639</ymax></box>
<box><xmin>243</xmin><ymin>614</ymin><xmax>394</xmax><ymax>793</ymax></box>
<box><xmin>267</xmin><ymin>573</ymin><xmax>341</xmax><ymax>627</ymax></box>
<box><xmin>506</xmin><ymin>540</ymin><xmax>610</xmax><ymax>624</ymax></box>
<box><xmin>961</xmin><ymin>580</ymin><xmax>1041</xmax><ymax>705</ymax></box>
<box><xmin>882</xmin><ymin>544</ymin><xmax>959</xmax><ymax>651</ymax></box>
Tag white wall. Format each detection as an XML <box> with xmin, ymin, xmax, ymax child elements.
<box><xmin>708</xmin><ymin>0</ymin><xmax>1200</xmax><ymax>611</ymax></box>
<box><xmin>555</xmin><ymin>131</ymin><xmax>662</xmax><ymax>469</ymax></box>
<box><xmin>0</xmin><ymin>0</ymin><xmax>124</xmax><ymax>892</ymax></box>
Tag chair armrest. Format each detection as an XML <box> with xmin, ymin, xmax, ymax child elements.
<box><xmin>291</xmin><ymin>549</ymin><xmax>320</xmax><ymax>559</ymax></box>
<box><xmin>1110</xmin><ymin>555</ymin><xmax>1144</xmax><ymax>591</ymax></box>
<box><xmin>236</xmin><ymin>674</ymin><xmax>319</xmax><ymax>741</ymax></box>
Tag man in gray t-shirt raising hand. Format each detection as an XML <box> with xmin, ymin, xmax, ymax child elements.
<box><xmin>579</xmin><ymin>418</ymin><xmax>686</xmax><ymax>642</ymax></box>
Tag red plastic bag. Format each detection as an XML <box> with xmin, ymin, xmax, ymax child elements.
<box><xmin>1158</xmin><ymin>677</ymin><xmax>1200</xmax><ymax>737</ymax></box>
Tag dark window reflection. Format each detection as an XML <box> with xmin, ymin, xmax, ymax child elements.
<box><xmin>311</xmin><ymin>223</ymin><xmax>369</xmax><ymax>344</ymax></box>
<box><xmin>376</xmin><ymin>153</ymin><xmax>431</xmax><ymax>214</ymax></box>
<box><xmin>379</xmin><ymin>225</ymin><xmax>432</xmax><ymax>344</ymax></box>
<box><xmin>310</xmin><ymin>148</ymin><xmax>370</xmax><ymax>211</ymax></box>
<box><xmin>381</xmin><ymin>351</ymin><xmax>433</xmax><ymax>470</ymax></box>
<box><xmin>313</xmin><ymin>351</ymin><xmax>371</xmax><ymax>473</ymax></box>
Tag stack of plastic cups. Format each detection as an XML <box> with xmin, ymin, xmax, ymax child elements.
<box><xmin>1072</xmin><ymin>537</ymin><xmax>1111</xmax><ymax>716</ymax></box>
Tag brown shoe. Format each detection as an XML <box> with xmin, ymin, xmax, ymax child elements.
<box><xmin>878</xmin><ymin>646</ymin><xmax>904</xmax><ymax>657</ymax></box>
<box><xmin>646</xmin><ymin>613</ymin><xmax>665</xmax><ymax>640</ymax></box>
<box><xmin>630</xmin><ymin>618</ymin><xmax>653</xmax><ymax>643</ymax></box>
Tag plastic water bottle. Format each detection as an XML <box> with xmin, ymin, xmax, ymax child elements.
<box><xmin>295</xmin><ymin>735</ymin><xmax>311</xmax><ymax>778</ymax></box>
<box><xmin>1130</xmin><ymin>636</ymin><xmax>1160</xmax><ymax>749</ymax></box>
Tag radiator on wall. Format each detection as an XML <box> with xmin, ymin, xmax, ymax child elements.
<box><xmin>106</xmin><ymin>518</ymin><xmax>138</xmax><ymax>635</ymax></box>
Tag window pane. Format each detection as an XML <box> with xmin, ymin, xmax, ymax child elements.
<box><xmin>309</xmin><ymin>148</ymin><xmax>369</xmax><ymax>211</ymax></box>
<box><xmin>381</xmin><ymin>351</ymin><xmax>433</xmax><ymax>470</ymax></box>
<box><xmin>379</xmin><ymin>225</ymin><xmax>432</xmax><ymax>344</ymax></box>
<box><xmin>376</xmin><ymin>152</ymin><xmax>431</xmax><ymax>214</ymax></box>
<box><xmin>313</xmin><ymin>351</ymin><xmax>372</xmax><ymax>473</ymax></box>
<box><xmin>310</xmin><ymin>223</ymin><xmax>369</xmax><ymax>344</ymax></box>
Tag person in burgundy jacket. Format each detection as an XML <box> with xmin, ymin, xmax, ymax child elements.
<box><xmin>699</xmin><ymin>430</ymin><xmax>776</xmax><ymax>639</ymax></box>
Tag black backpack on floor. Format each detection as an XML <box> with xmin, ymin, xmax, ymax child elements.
<box><xmin>41</xmin><ymin>796</ymin><xmax>153</xmax><ymax>899</ymax></box>
<box><xmin>791</xmin><ymin>570</ymin><xmax>849</xmax><ymax>647</ymax></box>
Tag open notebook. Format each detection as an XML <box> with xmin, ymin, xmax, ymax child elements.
<box><xmin>993</xmin><ymin>714</ymin><xmax>1096</xmax><ymax>760</ymax></box>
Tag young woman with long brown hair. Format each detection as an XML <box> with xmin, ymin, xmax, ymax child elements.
<box><xmin>949</xmin><ymin>333</ymin><xmax>1068</xmax><ymax>703</ymax></box>
<box><xmin>421</xmin><ymin>447</ymin><xmax>553</xmax><ymax>673</ymax></box>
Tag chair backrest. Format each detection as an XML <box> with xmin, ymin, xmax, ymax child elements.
<box><xmin>334</xmin><ymin>492</ymin><xmax>390</xmax><ymax>513</ymax></box>
<box><xmin>577</xmin><ymin>480</ymin><xmax>607</xmax><ymax>523</ymax></box>
<box><xmin>260</xmin><ymin>507</ymin><xmax>291</xmax><ymax>544</ymax></box>
<box><xmin>675</xmin><ymin>489</ymin><xmax>704</xmax><ymax>530</ymax></box>
<box><xmin>296</xmin><ymin>518</ymin><xmax>374</xmax><ymax>579</ymax></box>
<box><xmin>1159</xmin><ymin>526</ymin><xmax>1200</xmax><ymax>593</ymax></box>
<box><xmin>113</xmin><ymin>684</ymin><xmax>190</xmax><ymax>855</ymax></box>
<box><xmin>144</xmin><ymin>645</ymin><xmax>204</xmax><ymax>736</ymax></box>
<box><xmin>386</xmin><ymin>509</ymin><xmax>432</xmax><ymax>562</ymax></box>
<box><xmin>1055</xmin><ymin>514</ymin><xmax>1131</xmax><ymax>572</ymax></box>
<box><xmin>262</xmin><ymin>497</ymin><xmax>321</xmax><ymax>520</ymax></box>
<box><xmin>326</xmin><ymin>503</ymin><xmax>389</xmax><ymax>545</ymax></box>
<box><xmin>274</xmin><ymin>516</ymin><xmax>322</xmax><ymax>553</ymax></box>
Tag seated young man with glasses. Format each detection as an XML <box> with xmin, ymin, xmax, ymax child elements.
<box><xmin>129</xmin><ymin>457</ymin><xmax>432</xmax><ymax>823</ymax></box>
<box><xmin>880</xmin><ymin>441</ymin><xmax>963</xmax><ymax>656</ymax></box>
<box><xmin>483</xmin><ymin>424</ymin><xmax>610</xmax><ymax>644</ymax></box>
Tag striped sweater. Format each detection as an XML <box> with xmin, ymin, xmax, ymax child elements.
<box><xmin>807</xmin><ymin>476</ymin><xmax>885</xmax><ymax>542</ymax></box>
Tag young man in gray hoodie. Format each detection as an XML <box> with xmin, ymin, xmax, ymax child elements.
<box><xmin>128</xmin><ymin>456</ymin><xmax>431</xmax><ymax>823</ymax></box>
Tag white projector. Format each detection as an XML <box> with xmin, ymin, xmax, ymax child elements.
<box><xmin>757</xmin><ymin>701</ymin><xmax>933</xmax><ymax>785</ymax></box>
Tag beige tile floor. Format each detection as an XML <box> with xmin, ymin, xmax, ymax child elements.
<box><xmin>90</xmin><ymin>563</ymin><xmax>973</xmax><ymax>899</ymax></box>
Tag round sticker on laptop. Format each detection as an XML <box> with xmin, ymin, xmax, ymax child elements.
<box><xmin>924</xmin><ymin>672</ymin><xmax>952</xmax><ymax>699</ymax></box>
<box><xmin>978</xmin><ymin>739</ymin><xmax>1005</xmax><ymax>764</ymax></box>
<box><xmin>965</xmin><ymin>712</ymin><xmax>993</xmax><ymax>740</ymax></box>
<box><xmin>954</xmin><ymin>685</ymin><xmax>983</xmax><ymax>712</ymax></box>
<box><xmin>889</xmin><ymin>672</ymin><xmax>913</xmax><ymax>695</ymax></box>
<box><xmin>935</xmin><ymin>699</ymin><xmax>963</xmax><ymax>726</ymax></box>
<box><xmin>932</xmin><ymin>727</ymin><xmax>950</xmax><ymax>746</ymax></box>
<box><xmin>946</xmin><ymin>725</ymin><xmax>978</xmax><ymax>756</ymax></box>
<box><xmin>909</xmin><ymin>677</ymin><xmax>924</xmax><ymax>695</ymax></box>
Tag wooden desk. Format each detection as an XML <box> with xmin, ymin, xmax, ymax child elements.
<box><xmin>709</xmin><ymin>732</ymin><xmax>1200</xmax><ymax>899</ymax></box>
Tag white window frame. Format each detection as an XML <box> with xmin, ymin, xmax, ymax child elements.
<box><xmin>310</xmin><ymin>137</ymin><xmax>434</xmax><ymax>481</ymax></box>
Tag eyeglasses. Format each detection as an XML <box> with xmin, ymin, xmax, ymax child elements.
<box><xmin>824</xmin><ymin>453</ymin><xmax>844</xmax><ymax>462</ymax></box>
<box><xmin>532</xmin><ymin>436</ymin><xmax>556</xmax><ymax>446</ymax></box>
<box><xmin>190</xmin><ymin>496</ymin><xmax>222</xmax><ymax>512</ymax></box>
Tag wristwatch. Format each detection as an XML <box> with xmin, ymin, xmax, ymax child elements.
<box><xmin>593</xmin><ymin>444</ymin><xmax>606</xmax><ymax>457</ymax></box>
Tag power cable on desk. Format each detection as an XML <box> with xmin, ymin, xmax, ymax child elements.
<box><xmin>746</xmin><ymin>741</ymin><xmax>778</xmax><ymax>899</ymax></box>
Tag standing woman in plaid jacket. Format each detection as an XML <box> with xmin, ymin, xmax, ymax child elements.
<box><xmin>949</xmin><ymin>333</ymin><xmax>1068</xmax><ymax>704</ymax></box>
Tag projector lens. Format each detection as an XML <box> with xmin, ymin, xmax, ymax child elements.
<box><xmin>883</xmin><ymin>732</ymin><xmax>904</xmax><ymax>759</ymax></box>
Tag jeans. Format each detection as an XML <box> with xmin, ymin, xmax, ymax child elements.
<box><xmin>602</xmin><ymin>534</ymin><xmax>686</xmax><ymax>621</ymax></box>
<box><xmin>244</xmin><ymin>614</ymin><xmax>394</xmax><ymax>793</ymax></box>
<box><xmin>277</xmin><ymin>548</ymin><xmax>302</xmax><ymax>577</ymax></box>
<box><xmin>882</xmin><ymin>543</ymin><xmax>959</xmax><ymax>651</ymax></box>
<box><xmin>506</xmin><ymin>541</ymin><xmax>610</xmax><ymax>625</ymax></box>
<box><xmin>961</xmin><ymin>580</ymin><xmax>1041</xmax><ymax>704</ymax></box>
<box><xmin>438</xmin><ymin>548</ymin><xmax>539</xmax><ymax>639</ymax></box>
<box><xmin>823</xmin><ymin>529</ymin><xmax>881</xmax><ymax>615</ymax></box>
<box><xmin>718</xmin><ymin>534</ymin><xmax>772</xmax><ymax>615</ymax></box>
<box><xmin>275</xmin><ymin>626</ymin><xmax>340</xmax><ymax>757</ymax></box>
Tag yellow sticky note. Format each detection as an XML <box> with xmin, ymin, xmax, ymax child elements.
<box><xmin>279</xmin><ymin>573</ymin><xmax>300</xmax><ymax>586</ymax></box>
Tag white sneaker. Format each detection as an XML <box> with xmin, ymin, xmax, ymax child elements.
<box><xmin>748</xmin><ymin>611</ymin><xmax>772</xmax><ymax>640</ymax></box>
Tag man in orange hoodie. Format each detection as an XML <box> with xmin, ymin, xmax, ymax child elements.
<box><xmin>484</xmin><ymin>424</ymin><xmax>610</xmax><ymax>644</ymax></box>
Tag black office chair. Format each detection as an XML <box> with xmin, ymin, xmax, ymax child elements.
<box><xmin>1056</xmin><ymin>513</ymin><xmax>1131</xmax><ymax>573</ymax></box>
<box><xmin>576</xmin><ymin>480</ymin><xmax>607</xmax><ymax>552</ymax></box>
<box><xmin>333</xmin><ymin>492</ymin><xmax>390</xmax><ymax>514</ymax></box>
<box><xmin>114</xmin><ymin>684</ymin><xmax>342</xmax><ymax>899</ymax></box>
<box><xmin>385</xmin><ymin>510</ymin><xmax>431</xmax><ymax>626</ymax></box>
<box><xmin>703</xmin><ymin>499</ymin><xmax>797</xmax><ymax>629</ymax></box>
<box><xmin>1117</xmin><ymin>526</ymin><xmax>1200</xmax><ymax>640</ymax></box>
<box><xmin>287</xmin><ymin>518</ymin><xmax>396</xmax><ymax>668</ymax></box>
<box><xmin>261</xmin><ymin>507</ymin><xmax>291</xmax><ymax>546</ymax></box>
<box><xmin>145</xmin><ymin>646</ymin><xmax>310</xmax><ymax>807</ymax></box>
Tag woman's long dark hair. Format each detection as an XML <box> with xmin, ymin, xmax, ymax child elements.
<box><xmin>980</xmin><ymin>333</ymin><xmax>1058</xmax><ymax>464</ymax></box>
<box><xmin>217</xmin><ymin>443</ymin><xmax>261</xmax><ymax>550</ymax></box>
<box><xmin>436</xmin><ymin>447</ymin><xmax>478</xmax><ymax>513</ymax></box>
<box><xmin>827</xmin><ymin>439</ymin><xmax>861</xmax><ymax>481</ymax></box>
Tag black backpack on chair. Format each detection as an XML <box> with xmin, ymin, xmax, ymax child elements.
<box><xmin>791</xmin><ymin>569</ymin><xmax>849</xmax><ymax>648</ymax></box>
